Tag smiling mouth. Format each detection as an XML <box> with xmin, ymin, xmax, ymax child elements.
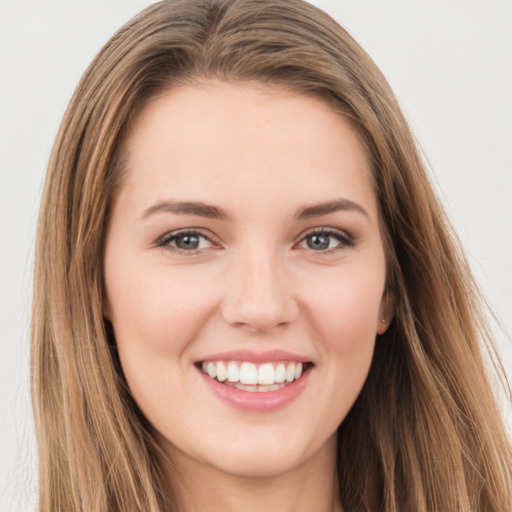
<box><xmin>197</xmin><ymin>360</ymin><xmax>312</xmax><ymax>393</ymax></box>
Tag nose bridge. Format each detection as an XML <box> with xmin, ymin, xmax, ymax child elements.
<box><xmin>221</xmin><ymin>240</ymin><xmax>298</xmax><ymax>332</ymax></box>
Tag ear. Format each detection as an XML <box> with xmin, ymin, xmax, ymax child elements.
<box><xmin>377</xmin><ymin>290</ymin><xmax>395</xmax><ymax>335</ymax></box>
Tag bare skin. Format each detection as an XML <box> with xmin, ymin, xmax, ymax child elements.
<box><xmin>165</xmin><ymin>430</ymin><xmax>342</xmax><ymax>512</ymax></box>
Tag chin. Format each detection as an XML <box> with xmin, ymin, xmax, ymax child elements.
<box><xmin>207</xmin><ymin>448</ymin><xmax>308</xmax><ymax>479</ymax></box>
<box><xmin>168</xmin><ymin>425</ymin><xmax>337</xmax><ymax>480</ymax></box>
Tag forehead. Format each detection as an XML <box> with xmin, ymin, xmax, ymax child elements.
<box><xmin>116</xmin><ymin>80</ymin><xmax>377</xmax><ymax>221</ymax></box>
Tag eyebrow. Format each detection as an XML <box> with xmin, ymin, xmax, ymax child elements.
<box><xmin>139</xmin><ymin>198</ymin><xmax>369</xmax><ymax>221</ymax></box>
<box><xmin>140</xmin><ymin>200</ymin><xmax>228</xmax><ymax>220</ymax></box>
<box><xmin>295</xmin><ymin>199</ymin><xmax>369</xmax><ymax>219</ymax></box>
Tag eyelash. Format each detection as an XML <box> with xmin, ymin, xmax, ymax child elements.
<box><xmin>156</xmin><ymin>227</ymin><xmax>354</xmax><ymax>254</ymax></box>
<box><xmin>298</xmin><ymin>227</ymin><xmax>354</xmax><ymax>253</ymax></box>
<box><xmin>156</xmin><ymin>229</ymin><xmax>220</xmax><ymax>253</ymax></box>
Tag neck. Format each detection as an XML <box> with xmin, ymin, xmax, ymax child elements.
<box><xmin>162</xmin><ymin>436</ymin><xmax>342</xmax><ymax>512</ymax></box>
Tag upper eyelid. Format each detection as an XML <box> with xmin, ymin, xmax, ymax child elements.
<box><xmin>300</xmin><ymin>226</ymin><xmax>349</xmax><ymax>236</ymax></box>
<box><xmin>297</xmin><ymin>226</ymin><xmax>353</xmax><ymax>242</ymax></box>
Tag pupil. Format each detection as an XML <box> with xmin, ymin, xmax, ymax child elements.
<box><xmin>308</xmin><ymin>234</ymin><xmax>329</xmax><ymax>250</ymax></box>
<box><xmin>176</xmin><ymin>234</ymin><xmax>199</xmax><ymax>250</ymax></box>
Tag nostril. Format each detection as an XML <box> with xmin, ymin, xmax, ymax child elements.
<box><xmin>220</xmin><ymin>266</ymin><xmax>299</xmax><ymax>331</ymax></box>
<box><xmin>221</xmin><ymin>299</ymin><xmax>298</xmax><ymax>334</ymax></box>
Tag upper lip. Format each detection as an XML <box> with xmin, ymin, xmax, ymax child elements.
<box><xmin>197</xmin><ymin>349</ymin><xmax>312</xmax><ymax>364</ymax></box>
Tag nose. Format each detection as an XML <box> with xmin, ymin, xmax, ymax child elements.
<box><xmin>220</xmin><ymin>246</ymin><xmax>299</xmax><ymax>334</ymax></box>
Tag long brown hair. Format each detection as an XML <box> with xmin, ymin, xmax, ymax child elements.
<box><xmin>32</xmin><ymin>1</ymin><xmax>512</xmax><ymax>510</ymax></box>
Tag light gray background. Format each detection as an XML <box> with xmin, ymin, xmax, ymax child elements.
<box><xmin>1</xmin><ymin>1</ymin><xmax>511</xmax><ymax>510</ymax></box>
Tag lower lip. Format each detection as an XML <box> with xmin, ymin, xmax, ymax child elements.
<box><xmin>197</xmin><ymin>366</ymin><xmax>312</xmax><ymax>412</ymax></box>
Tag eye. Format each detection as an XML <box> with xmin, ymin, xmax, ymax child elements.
<box><xmin>156</xmin><ymin>229</ymin><xmax>216</xmax><ymax>252</ymax></box>
<box><xmin>297</xmin><ymin>228</ymin><xmax>353</xmax><ymax>252</ymax></box>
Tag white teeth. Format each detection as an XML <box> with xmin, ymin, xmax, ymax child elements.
<box><xmin>216</xmin><ymin>361</ymin><xmax>227</xmax><ymax>382</ymax></box>
<box><xmin>207</xmin><ymin>362</ymin><xmax>217</xmax><ymax>379</ymax></box>
<box><xmin>265</xmin><ymin>383</ymin><xmax>282</xmax><ymax>391</ymax></box>
<box><xmin>239</xmin><ymin>362</ymin><xmax>258</xmax><ymax>385</ymax></box>
<box><xmin>275</xmin><ymin>363</ymin><xmax>286</xmax><ymax>383</ymax></box>
<box><xmin>200</xmin><ymin>360</ymin><xmax>308</xmax><ymax>387</ymax></box>
<box><xmin>229</xmin><ymin>382</ymin><xmax>287</xmax><ymax>393</ymax></box>
<box><xmin>285</xmin><ymin>363</ymin><xmax>295</xmax><ymax>382</ymax></box>
<box><xmin>227</xmin><ymin>362</ymin><xmax>239</xmax><ymax>383</ymax></box>
<box><xmin>258</xmin><ymin>363</ymin><xmax>275</xmax><ymax>385</ymax></box>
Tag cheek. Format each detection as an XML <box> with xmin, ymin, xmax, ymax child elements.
<box><xmin>307</xmin><ymin>265</ymin><xmax>384</xmax><ymax>343</ymax></box>
<box><xmin>109</xmin><ymin>254</ymin><xmax>199</xmax><ymax>331</ymax></box>
<box><xmin>104</xmin><ymin>255</ymin><xmax>217</xmax><ymax>375</ymax></box>
<box><xmin>104</xmin><ymin>259</ymin><xmax>220</xmax><ymax>421</ymax></box>
<box><xmin>301</xmin><ymin>263</ymin><xmax>384</xmax><ymax>401</ymax></box>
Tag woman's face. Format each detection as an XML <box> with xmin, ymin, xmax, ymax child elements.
<box><xmin>104</xmin><ymin>81</ymin><xmax>391</xmax><ymax>478</ymax></box>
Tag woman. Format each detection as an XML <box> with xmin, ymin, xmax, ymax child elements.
<box><xmin>31</xmin><ymin>0</ymin><xmax>512</xmax><ymax>510</ymax></box>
